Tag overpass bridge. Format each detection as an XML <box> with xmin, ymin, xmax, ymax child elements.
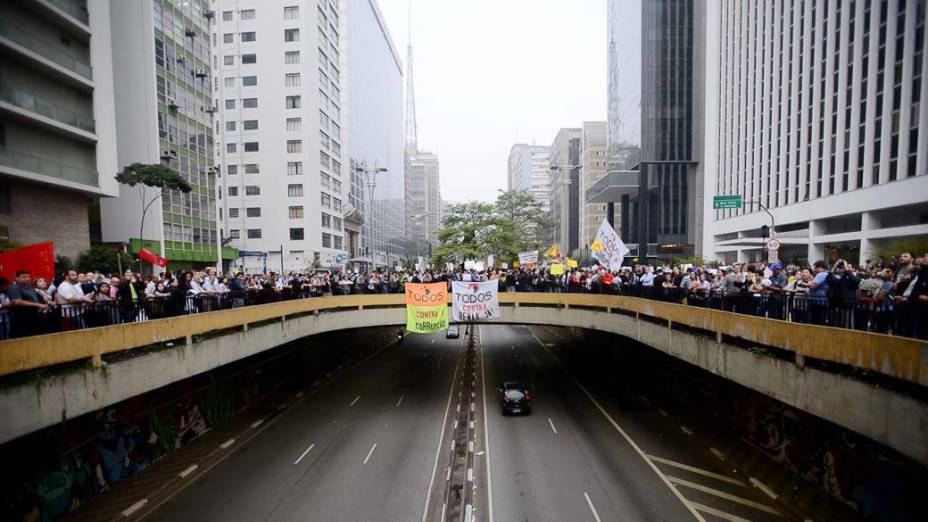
<box><xmin>1</xmin><ymin>293</ymin><xmax>926</xmax><ymax>466</ymax></box>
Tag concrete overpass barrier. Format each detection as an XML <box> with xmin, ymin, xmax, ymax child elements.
<box><xmin>1</xmin><ymin>293</ymin><xmax>926</xmax><ymax>464</ymax></box>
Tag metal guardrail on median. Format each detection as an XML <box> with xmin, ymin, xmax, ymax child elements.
<box><xmin>1</xmin><ymin>293</ymin><xmax>925</xmax><ymax>388</ymax></box>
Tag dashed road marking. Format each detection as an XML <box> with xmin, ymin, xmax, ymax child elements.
<box><xmin>667</xmin><ymin>476</ymin><xmax>781</xmax><ymax>516</ymax></box>
<box><xmin>250</xmin><ymin>419</ymin><xmax>264</xmax><ymax>429</ymax></box>
<box><xmin>749</xmin><ymin>477</ymin><xmax>779</xmax><ymax>500</ymax></box>
<box><xmin>688</xmin><ymin>501</ymin><xmax>753</xmax><ymax>522</ymax></box>
<box><xmin>178</xmin><ymin>464</ymin><xmax>198</xmax><ymax>478</ymax></box>
<box><xmin>467</xmin><ymin>467</ymin><xmax>474</xmax><ymax>482</ymax></box>
<box><xmin>396</xmin><ymin>395</ymin><xmax>405</xmax><ymax>407</ymax></box>
<box><xmin>363</xmin><ymin>443</ymin><xmax>378</xmax><ymax>464</ymax></box>
<box><xmin>121</xmin><ymin>499</ymin><xmax>148</xmax><ymax>518</ymax></box>
<box><xmin>658</xmin><ymin>409</ymin><xmax>668</xmax><ymax>417</ymax></box>
<box><xmin>710</xmin><ymin>448</ymin><xmax>726</xmax><ymax>461</ymax></box>
<box><xmin>219</xmin><ymin>438</ymin><xmax>235</xmax><ymax>449</ymax></box>
<box><xmin>680</xmin><ymin>425</ymin><xmax>694</xmax><ymax>436</ymax></box>
<box><xmin>646</xmin><ymin>455</ymin><xmax>746</xmax><ymax>486</ymax></box>
<box><xmin>583</xmin><ymin>492</ymin><xmax>603</xmax><ymax>522</ymax></box>
<box><xmin>421</xmin><ymin>357</ymin><xmax>460</xmax><ymax>522</ymax></box>
<box><xmin>350</xmin><ymin>395</ymin><xmax>361</xmax><ymax>406</ymax></box>
<box><xmin>294</xmin><ymin>443</ymin><xmax>315</xmax><ymax>465</ymax></box>
<box><xmin>547</xmin><ymin>417</ymin><xmax>558</xmax><ymax>435</ymax></box>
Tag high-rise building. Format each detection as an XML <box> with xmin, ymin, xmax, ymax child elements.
<box><xmin>212</xmin><ymin>0</ymin><xmax>348</xmax><ymax>272</ymax></box>
<box><xmin>346</xmin><ymin>0</ymin><xmax>404</xmax><ymax>270</ymax></box>
<box><xmin>100</xmin><ymin>0</ymin><xmax>230</xmax><ymax>271</ymax></box>
<box><xmin>600</xmin><ymin>0</ymin><xmax>706</xmax><ymax>260</ymax></box>
<box><xmin>0</xmin><ymin>0</ymin><xmax>119</xmax><ymax>261</ymax></box>
<box><xmin>578</xmin><ymin>121</ymin><xmax>608</xmax><ymax>255</ymax></box>
<box><xmin>403</xmin><ymin>15</ymin><xmax>440</xmax><ymax>257</ymax></box>
<box><xmin>704</xmin><ymin>1</ymin><xmax>928</xmax><ymax>265</ymax></box>
<box><xmin>548</xmin><ymin>128</ymin><xmax>581</xmax><ymax>256</ymax></box>
<box><xmin>507</xmin><ymin>143</ymin><xmax>552</xmax><ymax>212</ymax></box>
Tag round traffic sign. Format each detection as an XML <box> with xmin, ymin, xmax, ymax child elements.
<box><xmin>768</xmin><ymin>230</ymin><xmax>777</xmax><ymax>239</ymax></box>
<box><xmin>766</xmin><ymin>238</ymin><xmax>781</xmax><ymax>251</ymax></box>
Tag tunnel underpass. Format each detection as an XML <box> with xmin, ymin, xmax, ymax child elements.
<box><xmin>1</xmin><ymin>325</ymin><xmax>924</xmax><ymax>522</ymax></box>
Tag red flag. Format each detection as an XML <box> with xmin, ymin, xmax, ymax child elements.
<box><xmin>138</xmin><ymin>248</ymin><xmax>170</xmax><ymax>268</ymax></box>
<box><xmin>0</xmin><ymin>242</ymin><xmax>55</xmax><ymax>282</ymax></box>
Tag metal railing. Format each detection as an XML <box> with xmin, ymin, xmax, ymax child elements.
<box><xmin>0</xmin><ymin>20</ymin><xmax>92</xmax><ymax>79</ymax></box>
<box><xmin>0</xmin><ymin>84</ymin><xmax>95</xmax><ymax>132</ymax></box>
<box><xmin>0</xmin><ymin>145</ymin><xmax>99</xmax><ymax>186</ymax></box>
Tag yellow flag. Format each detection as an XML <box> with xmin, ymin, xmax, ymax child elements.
<box><xmin>545</xmin><ymin>244</ymin><xmax>560</xmax><ymax>258</ymax></box>
<box><xmin>513</xmin><ymin>260</ymin><xmax>520</xmax><ymax>268</ymax></box>
<box><xmin>567</xmin><ymin>258</ymin><xmax>578</xmax><ymax>268</ymax></box>
<box><xmin>590</xmin><ymin>239</ymin><xmax>604</xmax><ymax>252</ymax></box>
<box><xmin>550</xmin><ymin>263</ymin><xmax>564</xmax><ymax>275</ymax></box>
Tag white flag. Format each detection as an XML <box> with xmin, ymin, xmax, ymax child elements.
<box><xmin>591</xmin><ymin>218</ymin><xmax>629</xmax><ymax>271</ymax></box>
<box><xmin>452</xmin><ymin>281</ymin><xmax>500</xmax><ymax>321</ymax></box>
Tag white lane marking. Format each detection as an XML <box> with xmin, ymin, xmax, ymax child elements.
<box><xmin>467</xmin><ymin>467</ymin><xmax>474</xmax><ymax>482</ymax></box>
<box><xmin>363</xmin><ymin>443</ymin><xmax>378</xmax><ymax>464</ymax></box>
<box><xmin>294</xmin><ymin>443</ymin><xmax>315</xmax><ymax>465</ymax></box>
<box><xmin>468</xmin><ymin>440</ymin><xmax>474</xmax><ymax>452</ymax></box>
<box><xmin>440</xmin><ymin>503</ymin><xmax>447</xmax><ymax>521</ymax></box>
<box><xmin>658</xmin><ymin>409</ymin><xmax>668</xmax><ymax>417</ymax></box>
<box><xmin>547</xmin><ymin>417</ymin><xmax>558</xmax><ymax>435</ymax></box>
<box><xmin>121</xmin><ymin>499</ymin><xmax>148</xmax><ymax>517</ymax></box>
<box><xmin>646</xmin><ymin>455</ymin><xmax>746</xmax><ymax>486</ymax></box>
<box><xmin>469</xmin><ymin>420</ymin><xmax>475</xmax><ymax>429</ymax></box>
<box><xmin>680</xmin><ymin>425</ymin><xmax>694</xmax><ymax>436</ymax></box>
<box><xmin>454</xmin><ymin>420</ymin><xmax>458</xmax><ymax>430</ymax></box>
<box><xmin>421</xmin><ymin>357</ymin><xmax>461</xmax><ymax>522</ymax></box>
<box><xmin>396</xmin><ymin>395</ymin><xmax>405</xmax><ymax>407</ymax></box>
<box><xmin>583</xmin><ymin>492</ymin><xmax>603</xmax><ymax>522</ymax></box>
<box><xmin>667</xmin><ymin>476</ymin><xmax>781</xmax><ymax>515</ymax></box>
<box><xmin>178</xmin><ymin>464</ymin><xmax>198</xmax><ymax>478</ymax></box>
<box><xmin>295</xmin><ymin>391</ymin><xmax>304</xmax><ymax>398</ymax></box>
<box><xmin>350</xmin><ymin>395</ymin><xmax>361</xmax><ymax>406</ymax></box>
<box><xmin>710</xmin><ymin>448</ymin><xmax>726</xmax><ymax>461</ymax></box>
<box><xmin>470</xmin><ymin>402</ymin><xmax>475</xmax><ymax>412</ymax></box>
<box><xmin>749</xmin><ymin>477</ymin><xmax>779</xmax><ymax>500</ymax></box>
<box><xmin>527</xmin><ymin>329</ymin><xmax>705</xmax><ymax>522</ymax></box>
<box><xmin>437</xmin><ymin>354</ymin><xmax>444</xmax><ymax>368</ymax></box>
<box><xmin>465</xmin><ymin>503</ymin><xmax>473</xmax><ymax>522</ymax></box>
<box><xmin>219</xmin><ymin>438</ymin><xmax>235</xmax><ymax>449</ymax></box>
<box><xmin>688</xmin><ymin>501</ymin><xmax>753</xmax><ymax>522</ymax></box>
<box><xmin>447</xmin><ymin>466</ymin><xmax>452</xmax><ymax>481</ymax></box>
<box><xmin>250</xmin><ymin>419</ymin><xmax>264</xmax><ymax>429</ymax></box>
<box><xmin>479</xmin><ymin>335</ymin><xmax>495</xmax><ymax>522</ymax></box>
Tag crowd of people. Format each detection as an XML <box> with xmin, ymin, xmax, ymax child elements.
<box><xmin>1</xmin><ymin>251</ymin><xmax>925</xmax><ymax>339</ymax></box>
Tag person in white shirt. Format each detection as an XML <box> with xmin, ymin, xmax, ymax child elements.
<box><xmin>56</xmin><ymin>269</ymin><xmax>93</xmax><ymax>328</ymax></box>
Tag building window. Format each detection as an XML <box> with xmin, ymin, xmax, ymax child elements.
<box><xmin>227</xmin><ymin>165</ymin><xmax>238</xmax><ymax>175</ymax></box>
<box><xmin>226</xmin><ymin>121</ymin><xmax>236</xmax><ymax>131</ymax></box>
<box><xmin>243</xmin><ymin>142</ymin><xmax>259</xmax><ymax>152</ymax></box>
<box><xmin>223</xmin><ymin>33</ymin><xmax>234</xmax><ymax>43</ymax></box>
<box><xmin>228</xmin><ymin>229</ymin><xmax>240</xmax><ymax>239</ymax></box>
<box><xmin>284</xmin><ymin>29</ymin><xmax>300</xmax><ymax>42</ymax></box>
<box><xmin>224</xmin><ymin>55</ymin><xmax>234</xmax><ymax>65</ymax></box>
<box><xmin>246</xmin><ymin>207</ymin><xmax>261</xmax><ymax>217</ymax></box>
<box><xmin>284</xmin><ymin>6</ymin><xmax>299</xmax><ymax>19</ymax></box>
<box><xmin>242</xmin><ymin>76</ymin><xmax>257</xmax><ymax>86</ymax></box>
<box><xmin>288</xmin><ymin>184</ymin><xmax>304</xmax><ymax>197</ymax></box>
<box><xmin>321</xmin><ymin>172</ymin><xmax>330</xmax><ymax>188</ymax></box>
<box><xmin>243</xmin><ymin>98</ymin><xmax>258</xmax><ymax>108</ymax></box>
<box><xmin>228</xmin><ymin>186</ymin><xmax>239</xmax><ymax>196</ymax></box>
<box><xmin>333</xmin><ymin>235</ymin><xmax>342</xmax><ymax>250</ymax></box>
<box><xmin>288</xmin><ymin>161</ymin><xmax>303</xmax><ymax>175</ymax></box>
<box><xmin>333</xmin><ymin>217</ymin><xmax>342</xmax><ymax>230</ymax></box>
<box><xmin>289</xmin><ymin>206</ymin><xmax>304</xmax><ymax>218</ymax></box>
<box><xmin>247</xmin><ymin>229</ymin><xmax>262</xmax><ymax>239</ymax></box>
<box><xmin>241</xmin><ymin>53</ymin><xmax>257</xmax><ymax>64</ymax></box>
<box><xmin>222</xmin><ymin>11</ymin><xmax>233</xmax><ymax>21</ymax></box>
<box><xmin>245</xmin><ymin>186</ymin><xmax>261</xmax><ymax>195</ymax></box>
<box><xmin>286</xmin><ymin>95</ymin><xmax>301</xmax><ymax>109</ymax></box>
<box><xmin>287</xmin><ymin>140</ymin><xmax>302</xmax><ymax>153</ymax></box>
<box><xmin>332</xmin><ymin>179</ymin><xmax>341</xmax><ymax>193</ymax></box>
<box><xmin>225</xmin><ymin>99</ymin><xmax>236</xmax><ymax>109</ymax></box>
<box><xmin>285</xmin><ymin>51</ymin><xmax>300</xmax><ymax>64</ymax></box>
<box><xmin>243</xmin><ymin>120</ymin><xmax>258</xmax><ymax>130</ymax></box>
<box><xmin>226</xmin><ymin>143</ymin><xmax>237</xmax><ymax>153</ymax></box>
<box><xmin>240</xmin><ymin>9</ymin><xmax>255</xmax><ymax>20</ymax></box>
<box><xmin>322</xmin><ymin>233</ymin><xmax>331</xmax><ymax>248</ymax></box>
<box><xmin>286</xmin><ymin>117</ymin><xmax>301</xmax><ymax>131</ymax></box>
<box><xmin>224</xmin><ymin>77</ymin><xmax>236</xmax><ymax>88</ymax></box>
<box><xmin>285</xmin><ymin>73</ymin><xmax>301</xmax><ymax>87</ymax></box>
<box><xmin>241</xmin><ymin>32</ymin><xmax>256</xmax><ymax>42</ymax></box>
<box><xmin>229</xmin><ymin>208</ymin><xmax>239</xmax><ymax>217</ymax></box>
<box><xmin>321</xmin><ymin>193</ymin><xmax>331</xmax><ymax>208</ymax></box>
<box><xmin>289</xmin><ymin>228</ymin><xmax>304</xmax><ymax>241</ymax></box>
<box><xmin>244</xmin><ymin>163</ymin><xmax>260</xmax><ymax>174</ymax></box>
<box><xmin>321</xmin><ymin>213</ymin><xmax>331</xmax><ymax>228</ymax></box>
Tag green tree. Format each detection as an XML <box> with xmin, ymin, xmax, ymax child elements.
<box><xmin>491</xmin><ymin>190</ymin><xmax>554</xmax><ymax>260</ymax></box>
<box><xmin>433</xmin><ymin>202</ymin><xmax>496</xmax><ymax>266</ymax></box>
<box><xmin>115</xmin><ymin>163</ymin><xmax>192</xmax><ymax>271</ymax></box>
<box><xmin>76</xmin><ymin>244</ymin><xmax>134</xmax><ymax>275</ymax></box>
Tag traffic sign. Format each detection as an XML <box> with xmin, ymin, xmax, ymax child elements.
<box><xmin>766</xmin><ymin>238</ymin><xmax>781</xmax><ymax>251</ymax></box>
<box><xmin>713</xmin><ymin>195</ymin><xmax>743</xmax><ymax>209</ymax></box>
<box><xmin>768</xmin><ymin>230</ymin><xmax>777</xmax><ymax>239</ymax></box>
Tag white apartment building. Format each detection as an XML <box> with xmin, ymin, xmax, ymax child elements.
<box><xmin>507</xmin><ymin>143</ymin><xmax>551</xmax><ymax>212</ymax></box>
<box><xmin>579</xmin><ymin>121</ymin><xmax>608</xmax><ymax>253</ymax></box>
<box><xmin>704</xmin><ymin>1</ymin><xmax>928</xmax><ymax>265</ymax></box>
<box><xmin>213</xmin><ymin>0</ymin><xmax>348</xmax><ymax>272</ymax></box>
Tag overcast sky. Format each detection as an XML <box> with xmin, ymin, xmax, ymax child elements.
<box><xmin>378</xmin><ymin>0</ymin><xmax>607</xmax><ymax>203</ymax></box>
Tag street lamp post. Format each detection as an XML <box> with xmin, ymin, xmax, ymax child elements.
<box><xmin>745</xmin><ymin>199</ymin><xmax>776</xmax><ymax>262</ymax></box>
<box><xmin>355</xmin><ymin>163</ymin><xmax>387</xmax><ymax>272</ymax></box>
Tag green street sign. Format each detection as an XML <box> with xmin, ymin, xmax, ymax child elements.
<box><xmin>713</xmin><ymin>195</ymin><xmax>743</xmax><ymax>209</ymax></box>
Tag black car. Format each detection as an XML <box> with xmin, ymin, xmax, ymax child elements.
<box><xmin>498</xmin><ymin>381</ymin><xmax>532</xmax><ymax>415</ymax></box>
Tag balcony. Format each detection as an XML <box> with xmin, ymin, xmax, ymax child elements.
<box><xmin>585</xmin><ymin>170</ymin><xmax>653</xmax><ymax>203</ymax></box>
<box><xmin>0</xmin><ymin>19</ymin><xmax>92</xmax><ymax>81</ymax></box>
<box><xmin>0</xmin><ymin>145</ymin><xmax>98</xmax><ymax>188</ymax></box>
<box><xmin>45</xmin><ymin>0</ymin><xmax>89</xmax><ymax>26</ymax></box>
<box><xmin>0</xmin><ymin>84</ymin><xmax>95</xmax><ymax>134</ymax></box>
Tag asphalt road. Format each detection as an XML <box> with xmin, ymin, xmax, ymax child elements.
<box><xmin>147</xmin><ymin>331</ymin><xmax>463</xmax><ymax>522</ymax></box>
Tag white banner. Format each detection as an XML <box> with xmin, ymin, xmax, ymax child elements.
<box><xmin>518</xmin><ymin>250</ymin><xmax>538</xmax><ymax>266</ymax></box>
<box><xmin>591</xmin><ymin>218</ymin><xmax>630</xmax><ymax>271</ymax></box>
<box><xmin>452</xmin><ymin>281</ymin><xmax>500</xmax><ymax>321</ymax></box>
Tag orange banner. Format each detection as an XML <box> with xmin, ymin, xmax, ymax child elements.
<box><xmin>404</xmin><ymin>282</ymin><xmax>447</xmax><ymax>307</ymax></box>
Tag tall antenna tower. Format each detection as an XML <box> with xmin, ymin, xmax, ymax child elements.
<box><xmin>404</xmin><ymin>1</ymin><xmax>417</xmax><ymax>154</ymax></box>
